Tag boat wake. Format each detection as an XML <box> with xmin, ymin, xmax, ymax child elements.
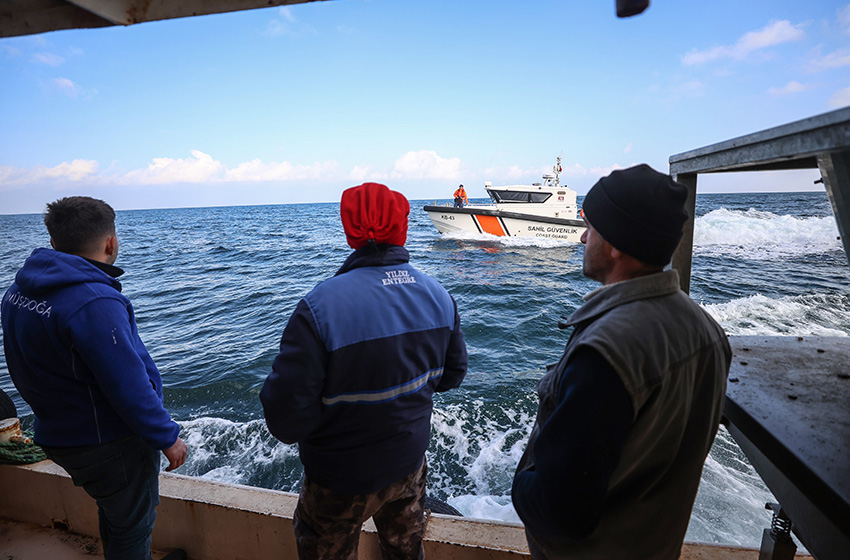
<box><xmin>694</xmin><ymin>208</ymin><xmax>841</xmax><ymax>258</ymax></box>
<box><xmin>703</xmin><ymin>292</ymin><xmax>850</xmax><ymax>337</ymax></box>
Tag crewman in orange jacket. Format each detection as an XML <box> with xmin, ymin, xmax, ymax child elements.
<box><xmin>453</xmin><ymin>185</ymin><xmax>469</xmax><ymax>208</ymax></box>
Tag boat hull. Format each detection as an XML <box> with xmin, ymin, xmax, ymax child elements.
<box><xmin>424</xmin><ymin>205</ymin><xmax>585</xmax><ymax>242</ymax></box>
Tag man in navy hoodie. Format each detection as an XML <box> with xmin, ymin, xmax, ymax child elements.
<box><xmin>1</xmin><ymin>196</ymin><xmax>187</xmax><ymax>560</ymax></box>
<box><xmin>261</xmin><ymin>183</ymin><xmax>468</xmax><ymax>560</ymax></box>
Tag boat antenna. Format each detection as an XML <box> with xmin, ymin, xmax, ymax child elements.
<box><xmin>554</xmin><ymin>156</ymin><xmax>562</xmax><ymax>187</ymax></box>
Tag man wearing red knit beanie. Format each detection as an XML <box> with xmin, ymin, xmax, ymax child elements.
<box><xmin>261</xmin><ymin>182</ymin><xmax>468</xmax><ymax>560</ymax></box>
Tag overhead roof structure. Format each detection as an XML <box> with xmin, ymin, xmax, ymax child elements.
<box><xmin>0</xmin><ymin>0</ymin><xmax>648</xmax><ymax>40</ymax></box>
<box><xmin>0</xmin><ymin>0</ymin><xmax>332</xmax><ymax>38</ymax></box>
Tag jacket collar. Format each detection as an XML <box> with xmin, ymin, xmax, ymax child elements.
<box><xmin>565</xmin><ymin>269</ymin><xmax>681</xmax><ymax>327</ymax></box>
<box><xmin>336</xmin><ymin>244</ymin><xmax>410</xmax><ymax>276</ymax></box>
<box><xmin>83</xmin><ymin>257</ymin><xmax>125</xmax><ymax>278</ymax></box>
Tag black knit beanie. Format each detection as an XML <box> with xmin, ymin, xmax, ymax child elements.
<box><xmin>582</xmin><ymin>164</ymin><xmax>688</xmax><ymax>266</ymax></box>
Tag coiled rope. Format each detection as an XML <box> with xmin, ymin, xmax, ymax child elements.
<box><xmin>0</xmin><ymin>432</ymin><xmax>47</xmax><ymax>464</ymax></box>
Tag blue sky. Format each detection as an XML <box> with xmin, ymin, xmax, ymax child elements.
<box><xmin>1</xmin><ymin>0</ymin><xmax>849</xmax><ymax>213</ymax></box>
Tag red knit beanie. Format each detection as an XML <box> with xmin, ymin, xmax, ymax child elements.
<box><xmin>340</xmin><ymin>183</ymin><xmax>410</xmax><ymax>249</ymax></box>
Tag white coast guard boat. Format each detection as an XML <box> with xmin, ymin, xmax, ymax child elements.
<box><xmin>424</xmin><ymin>157</ymin><xmax>586</xmax><ymax>242</ymax></box>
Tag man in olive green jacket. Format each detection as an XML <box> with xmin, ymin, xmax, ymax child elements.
<box><xmin>513</xmin><ymin>165</ymin><xmax>731</xmax><ymax>560</ymax></box>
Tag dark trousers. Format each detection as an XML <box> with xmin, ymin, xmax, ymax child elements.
<box><xmin>526</xmin><ymin>528</ymin><xmax>552</xmax><ymax>559</ymax></box>
<box><xmin>293</xmin><ymin>459</ymin><xmax>427</xmax><ymax>560</ymax></box>
<box><xmin>44</xmin><ymin>435</ymin><xmax>161</xmax><ymax>560</ymax></box>
<box><xmin>453</xmin><ymin>197</ymin><xmax>463</xmax><ymax>208</ymax></box>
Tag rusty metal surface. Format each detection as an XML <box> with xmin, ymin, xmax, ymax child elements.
<box><xmin>0</xmin><ymin>0</ymin><xmax>332</xmax><ymax>38</ymax></box>
<box><xmin>725</xmin><ymin>335</ymin><xmax>850</xmax><ymax>559</ymax></box>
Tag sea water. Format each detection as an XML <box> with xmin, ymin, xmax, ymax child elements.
<box><xmin>0</xmin><ymin>191</ymin><xmax>846</xmax><ymax>548</ymax></box>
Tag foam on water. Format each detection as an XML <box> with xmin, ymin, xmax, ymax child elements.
<box><xmin>704</xmin><ymin>293</ymin><xmax>850</xmax><ymax>336</ymax></box>
<box><xmin>687</xmin><ymin>427</ymin><xmax>776</xmax><ymax>546</ymax></box>
<box><xmin>176</xmin><ymin>417</ymin><xmax>301</xmax><ymax>491</ymax></box>
<box><xmin>427</xmin><ymin>399</ymin><xmax>533</xmax><ymax>515</ymax></box>
<box><xmin>448</xmin><ymin>495</ymin><xmax>520</xmax><ymax>523</ymax></box>
<box><xmin>694</xmin><ymin>208</ymin><xmax>841</xmax><ymax>258</ymax></box>
<box><xmin>176</xmin><ymin>405</ymin><xmax>531</xmax><ymax>525</ymax></box>
<box><xmin>173</xmin><ymin>411</ymin><xmax>790</xmax><ymax>547</ymax></box>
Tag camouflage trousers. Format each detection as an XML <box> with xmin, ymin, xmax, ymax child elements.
<box><xmin>293</xmin><ymin>459</ymin><xmax>427</xmax><ymax>560</ymax></box>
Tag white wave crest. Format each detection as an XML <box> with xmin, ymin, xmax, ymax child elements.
<box><xmin>687</xmin><ymin>427</ymin><xmax>776</xmax><ymax>547</ymax></box>
<box><xmin>703</xmin><ymin>293</ymin><xmax>850</xmax><ymax>336</ymax></box>
<box><xmin>448</xmin><ymin>494</ymin><xmax>520</xmax><ymax>523</ymax></box>
<box><xmin>694</xmin><ymin>208</ymin><xmax>841</xmax><ymax>258</ymax></box>
<box><xmin>174</xmin><ymin>416</ymin><xmax>298</xmax><ymax>484</ymax></box>
<box><xmin>428</xmin><ymin>399</ymin><xmax>534</xmax><ymax>519</ymax></box>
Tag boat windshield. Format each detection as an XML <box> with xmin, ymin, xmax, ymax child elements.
<box><xmin>489</xmin><ymin>190</ymin><xmax>553</xmax><ymax>203</ymax></box>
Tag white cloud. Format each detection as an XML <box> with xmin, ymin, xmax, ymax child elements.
<box><xmin>348</xmin><ymin>164</ymin><xmax>388</xmax><ymax>182</ymax></box>
<box><xmin>682</xmin><ymin>20</ymin><xmax>805</xmax><ymax>65</ymax></box>
<box><xmin>226</xmin><ymin>158</ymin><xmax>338</xmax><ymax>181</ymax></box>
<box><xmin>0</xmin><ymin>159</ymin><xmax>99</xmax><ymax>187</ymax></box>
<box><xmin>390</xmin><ymin>150</ymin><xmax>462</xmax><ymax>180</ymax></box>
<box><xmin>673</xmin><ymin>79</ymin><xmax>706</xmax><ymax>98</ymax></box>
<box><xmin>265</xmin><ymin>6</ymin><xmax>316</xmax><ymax>37</ymax></box>
<box><xmin>266</xmin><ymin>18</ymin><xmax>291</xmax><ymax>36</ymax></box>
<box><xmin>737</xmin><ymin>20</ymin><xmax>805</xmax><ymax>51</ymax></box>
<box><xmin>52</xmin><ymin>77</ymin><xmax>81</xmax><ymax>98</ymax></box>
<box><xmin>1</xmin><ymin>45</ymin><xmax>22</xmax><ymax>58</ymax></box>
<box><xmin>840</xmin><ymin>5</ymin><xmax>850</xmax><ymax>33</ymax></box>
<box><xmin>23</xmin><ymin>35</ymin><xmax>50</xmax><ymax>47</ymax></box>
<box><xmin>504</xmin><ymin>165</ymin><xmax>525</xmax><ymax>180</ymax></box>
<box><xmin>808</xmin><ymin>47</ymin><xmax>850</xmax><ymax>72</ymax></box>
<box><xmin>45</xmin><ymin>160</ymin><xmax>99</xmax><ymax>180</ymax></box>
<box><xmin>48</xmin><ymin>77</ymin><xmax>97</xmax><ymax>99</ymax></box>
<box><xmin>123</xmin><ymin>150</ymin><xmax>226</xmax><ymax>185</ymax></box>
<box><xmin>480</xmin><ymin>162</ymin><xmax>625</xmax><ymax>184</ymax></box>
<box><xmin>828</xmin><ymin>86</ymin><xmax>850</xmax><ymax>108</ymax></box>
<box><xmin>767</xmin><ymin>81</ymin><xmax>809</xmax><ymax>96</ymax></box>
<box><xmin>279</xmin><ymin>6</ymin><xmax>295</xmax><ymax>22</ymax></box>
<box><xmin>623</xmin><ymin>143</ymin><xmax>634</xmax><ymax>154</ymax></box>
<box><xmin>480</xmin><ymin>164</ymin><xmax>545</xmax><ymax>182</ymax></box>
<box><xmin>2</xmin><ymin>151</ymin><xmax>345</xmax><ymax>187</ymax></box>
<box><xmin>32</xmin><ymin>52</ymin><xmax>65</xmax><ymax>66</ymax></box>
<box><xmin>560</xmin><ymin>163</ymin><xmax>624</xmax><ymax>180</ymax></box>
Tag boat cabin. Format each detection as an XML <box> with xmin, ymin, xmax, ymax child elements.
<box><xmin>487</xmin><ymin>187</ymin><xmax>562</xmax><ymax>204</ymax></box>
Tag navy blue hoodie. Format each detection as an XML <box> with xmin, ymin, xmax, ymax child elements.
<box><xmin>1</xmin><ymin>248</ymin><xmax>179</xmax><ymax>450</ymax></box>
<box><xmin>261</xmin><ymin>245</ymin><xmax>468</xmax><ymax>494</ymax></box>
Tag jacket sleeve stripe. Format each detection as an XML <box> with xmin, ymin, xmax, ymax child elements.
<box><xmin>322</xmin><ymin>367</ymin><xmax>444</xmax><ymax>406</ymax></box>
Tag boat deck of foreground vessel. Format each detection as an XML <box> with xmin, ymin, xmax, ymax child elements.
<box><xmin>0</xmin><ymin>460</ymin><xmax>815</xmax><ymax>560</ymax></box>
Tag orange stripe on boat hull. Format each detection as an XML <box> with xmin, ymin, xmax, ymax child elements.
<box><xmin>475</xmin><ymin>215</ymin><xmax>506</xmax><ymax>236</ymax></box>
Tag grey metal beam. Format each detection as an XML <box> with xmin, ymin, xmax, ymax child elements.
<box><xmin>670</xmin><ymin>107</ymin><xmax>850</xmax><ymax>175</ymax></box>
<box><xmin>0</xmin><ymin>0</ymin><xmax>113</xmax><ymax>38</ymax></box>
<box><xmin>0</xmin><ymin>0</ymin><xmax>332</xmax><ymax>38</ymax></box>
<box><xmin>818</xmin><ymin>150</ymin><xmax>850</xmax><ymax>267</ymax></box>
<box><xmin>670</xmin><ymin>172</ymin><xmax>696</xmax><ymax>294</ymax></box>
<box><xmin>68</xmin><ymin>0</ymin><xmax>328</xmax><ymax>26</ymax></box>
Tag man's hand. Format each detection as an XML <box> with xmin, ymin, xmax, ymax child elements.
<box><xmin>162</xmin><ymin>437</ymin><xmax>188</xmax><ymax>472</ymax></box>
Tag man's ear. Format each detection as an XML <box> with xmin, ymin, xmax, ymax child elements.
<box><xmin>49</xmin><ymin>238</ymin><xmax>55</xmax><ymax>249</ymax></box>
<box><xmin>105</xmin><ymin>236</ymin><xmax>117</xmax><ymax>257</ymax></box>
<box><xmin>610</xmin><ymin>245</ymin><xmax>623</xmax><ymax>260</ymax></box>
